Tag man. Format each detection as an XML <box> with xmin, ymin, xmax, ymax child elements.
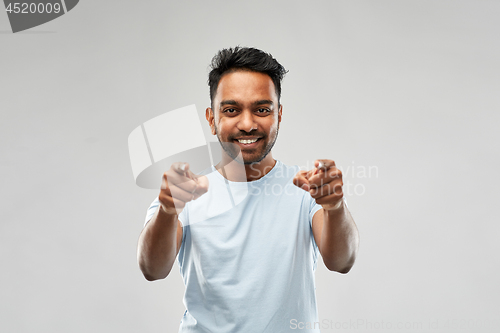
<box><xmin>137</xmin><ymin>47</ymin><xmax>359</xmax><ymax>332</ymax></box>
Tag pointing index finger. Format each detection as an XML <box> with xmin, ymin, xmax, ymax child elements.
<box><xmin>173</xmin><ymin>162</ymin><xmax>198</xmax><ymax>183</ymax></box>
<box><xmin>317</xmin><ymin>161</ymin><xmax>325</xmax><ymax>172</ymax></box>
<box><xmin>314</xmin><ymin>159</ymin><xmax>335</xmax><ymax>175</ymax></box>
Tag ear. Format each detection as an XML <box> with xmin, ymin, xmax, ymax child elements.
<box><xmin>206</xmin><ymin>107</ymin><xmax>216</xmax><ymax>135</ymax></box>
<box><xmin>278</xmin><ymin>104</ymin><xmax>282</xmax><ymax>125</ymax></box>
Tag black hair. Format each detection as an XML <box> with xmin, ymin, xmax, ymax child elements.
<box><xmin>208</xmin><ymin>46</ymin><xmax>288</xmax><ymax>107</ymax></box>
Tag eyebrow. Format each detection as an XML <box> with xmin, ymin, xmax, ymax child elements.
<box><xmin>254</xmin><ymin>100</ymin><xmax>274</xmax><ymax>106</ymax></box>
<box><xmin>220</xmin><ymin>100</ymin><xmax>239</xmax><ymax>107</ymax></box>
<box><xmin>219</xmin><ymin>100</ymin><xmax>274</xmax><ymax>108</ymax></box>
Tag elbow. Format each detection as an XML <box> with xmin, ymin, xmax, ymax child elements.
<box><xmin>324</xmin><ymin>261</ymin><xmax>354</xmax><ymax>274</ymax></box>
<box><xmin>143</xmin><ymin>272</ymin><xmax>167</xmax><ymax>281</ymax></box>
<box><xmin>140</xmin><ymin>266</ymin><xmax>169</xmax><ymax>281</ymax></box>
<box><xmin>324</xmin><ymin>255</ymin><xmax>356</xmax><ymax>274</ymax></box>
<box><xmin>138</xmin><ymin>259</ymin><xmax>170</xmax><ymax>281</ymax></box>
<box><xmin>336</xmin><ymin>264</ymin><xmax>353</xmax><ymax>274</ymax></box>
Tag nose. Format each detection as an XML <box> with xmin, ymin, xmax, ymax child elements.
<box><xmin>236</xmin><ymin>110</ymin><xmax>257</xmax><ymax>133</ymax></box>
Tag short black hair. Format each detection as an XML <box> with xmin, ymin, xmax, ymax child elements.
<box><xmin>208</xmin><ymin>46</ymin><xmax>288</xmax><ymax>107</ymax></box>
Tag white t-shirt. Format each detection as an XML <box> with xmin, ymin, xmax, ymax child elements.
<box><xmin>145</xmin><ymin>160</ymin><xmax>323</xmax><ymax>332</ymax></box>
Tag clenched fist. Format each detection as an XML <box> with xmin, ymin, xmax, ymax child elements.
<box><xmin>293</xmin><ymin>159</ymin><xmax>344</xmax><ymax>211</ymax></box>
<box><xmin>159</xmin><ymin>162</ymin><xmax>209</xmax><ymax>216</ymax></box>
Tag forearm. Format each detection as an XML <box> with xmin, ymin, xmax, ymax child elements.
<box><xmin>320</xmin><ymin>201</ymin><xmax>359</xmax><ymax>273</ymax></box>
<box><xmin>137</xmin><ymin>206</ymin><xmax>178</xmax><ymax>281</ymax></box>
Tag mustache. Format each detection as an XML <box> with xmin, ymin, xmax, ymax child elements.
<box><xmin>228</xmin><ymin>131</ymin><xmax>266</xmax><ymax>140</ymax></box>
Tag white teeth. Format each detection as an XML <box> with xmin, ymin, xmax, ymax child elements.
<box><xmin>238</xmin><ymin>138</ymin><xmax>258</xmax><ymax>144</ymax></box>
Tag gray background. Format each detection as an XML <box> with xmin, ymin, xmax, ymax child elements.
<box><xmin>1</xmin><ymin>0</ymin><xmax>499</xmax><ymax>332</ymax></box>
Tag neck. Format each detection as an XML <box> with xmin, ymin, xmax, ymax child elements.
<box><xmin>215</xmin><ymin>151</ymin><xmax>277</xmax><ymax>182</ymax></box>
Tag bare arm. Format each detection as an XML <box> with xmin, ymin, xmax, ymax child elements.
<box><xmin>312</xmin><ymin>203</ymin><xmax>359</xmax><ymax>273</ymax></box>
<box><xmin>137</xmin><ymin>163</ymin><xmax>208</xmax><ymax>281</ymax></box>
<box><xmin>294</xmin><ymin>159</ymin><xmax>359</xmax><ymax>273</ymax></box>
<box><xmin>137</xmin><ymin>207</ymin><xmax>183</xmax><ymax>281</ymax></box>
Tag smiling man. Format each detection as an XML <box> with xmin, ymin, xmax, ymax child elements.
<box><xmin>137</xmin><ymin>47</ymin><xmax>359</xmax><ymax>333</ymax></box>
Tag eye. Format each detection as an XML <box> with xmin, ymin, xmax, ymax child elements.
<box><xmin>256</xmin><ymin>108</ymin><xmax>270</xmax><ymax>114</ymax></box>
<box><xmin>223</xmin><ymin>108</ymin><xmax>237</xmax><ymax>114</ymax></box>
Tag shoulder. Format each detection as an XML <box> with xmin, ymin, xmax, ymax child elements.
<box><xmin>273</xmin><ymin>160</ymin><xmax>301</xmax><ymax>181</ymax></box>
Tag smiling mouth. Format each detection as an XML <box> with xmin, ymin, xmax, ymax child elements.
<box><xmin>233</xmin><ymin>137</ymin><xmax>262</xmax><ymax>148</ymax></box>
<box><xmin>237</xmin><ymin>138</ymin><xmax>259</xmax><ymax>144</ymax></box>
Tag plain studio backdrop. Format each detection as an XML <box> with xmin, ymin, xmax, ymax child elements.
<box><xmin>1</xmin><ymin>1</ymin><xmax>499</xmax><ymax>332</ymax></box>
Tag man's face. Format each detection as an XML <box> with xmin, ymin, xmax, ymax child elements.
<box><xmin>206</xmin><ymin>70</ymin><xmax>282</xmax><ymax>165</ymax></box>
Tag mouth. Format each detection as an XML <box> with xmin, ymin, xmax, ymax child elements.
<box><xmin>233</xmin><ymin>137</ymin><xmax>262</xmax><ymax>148</ymax></box>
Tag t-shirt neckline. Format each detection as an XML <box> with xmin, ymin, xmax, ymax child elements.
<box><xmin>210</xmin><ymin>160</ymin><xmax>282</xmax><ymax>186</ymax></box>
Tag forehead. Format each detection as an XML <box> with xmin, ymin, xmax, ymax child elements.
<box><xmin>215</xmin><ymin>70</ymin><xmax>277</xmax><ymax>103</ymax></box>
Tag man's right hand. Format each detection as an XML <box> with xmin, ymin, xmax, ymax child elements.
<box><xmin>159</xmin><ymin>162</ymin><xmax>209</xmax><ymax>216</ymax></box>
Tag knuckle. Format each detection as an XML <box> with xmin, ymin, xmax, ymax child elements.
<box><xmin>334</xmin><ymin>187</ymin><xmax>343</xmax><ymax>196</ymax></box>
<box><xmin>158</xmin><ymin>192</ymin><xmax>168</xmax><ymax>203</ymax></box>
<box><xmin>161</xmin><ymin>173</ymin><xmax>169</xmax><ymax>185</ymax></box>
<box><xmin>330</xmin><ymin>169</ymin><xmax>341</xmax><ymax>178</ymax></box>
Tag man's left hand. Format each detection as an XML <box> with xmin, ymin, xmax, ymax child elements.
<box><xmin>293</xmin><ymin>159</ymin><xmax>344</xmax><ymax>211</ymax></box>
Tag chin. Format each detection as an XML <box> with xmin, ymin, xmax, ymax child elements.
<box><xmin>230</xmin><ymin>156</ymin><xmax>261</xmax><ymax>165</ymax></box>
<box><xmin>242</xmin><ymin>155</ymin><xmax>266</xmax><ymax>165</ymax></box>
